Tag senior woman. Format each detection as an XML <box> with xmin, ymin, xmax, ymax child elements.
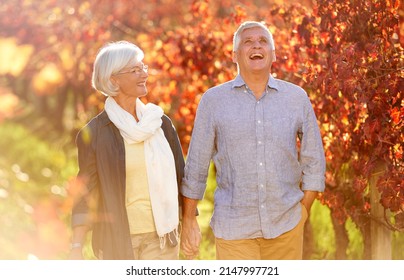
<box><xmin>69</xmin><ymin>41</ymin><xmax>184</xmax><ymax>260</ymax></box>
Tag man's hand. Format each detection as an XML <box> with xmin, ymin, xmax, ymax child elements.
<box><xmin>300</xmin><ymin>190</ymin><xmax>318</xmax><ymax>214</ymax></box>
<box><xmin>180</xmin><ymin>196</ymin><xmax>202</xmax><ymax>259</ymax></box>
<box><xmin>180</xmin><ymin>218</ymin><xmax>202</xmax><ymax>259</ymax></box>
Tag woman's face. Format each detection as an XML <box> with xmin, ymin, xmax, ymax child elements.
<box><xmin>112</xmin><ymin>61</ymin><xmax>149</xmax><ymax>99</ymax></box>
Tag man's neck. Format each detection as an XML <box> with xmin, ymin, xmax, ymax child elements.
<box><xmin>241</xmin><ymin>72</ymin><xmax>270</xmax><ymax>99</ymax></box>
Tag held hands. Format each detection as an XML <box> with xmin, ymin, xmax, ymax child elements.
<box><xmin>180</xmin><ymin>218</ymin><xmax>202</xmax><ymax>260</ymax></box>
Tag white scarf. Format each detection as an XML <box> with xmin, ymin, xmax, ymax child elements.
<box><xmin>105</xmin><ymin>97</ymin><xmax>179</xmax><ymax>248</ymax></box>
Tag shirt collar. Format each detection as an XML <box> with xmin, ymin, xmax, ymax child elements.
<box><xmin>231</xmin><ymin>74</ymin><xmax>280</xmax><ymax>91</ymax></box>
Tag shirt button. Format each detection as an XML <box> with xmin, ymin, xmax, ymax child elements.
<box><xmin>261</xmin><ymin>204</ymin><xmax>265</xmax><ymax>208</ymax></box>
<box><xmin>257</xmin><ymin>120</ymin><xmax>261</xmax><ymax>124</ymax></box>
<box><xmin>258</xmin><ymin>141</ymin><xmax>262</xmax><ymax>145</ymax></box>
<box><xmin>259</xmin><ymin>162</ymin><xmax>263</xmax><ymax>166</ymax></box>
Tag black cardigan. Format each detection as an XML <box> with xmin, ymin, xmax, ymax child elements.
<box><xmin>72</xmin><ymin>111</ymin><xmax>185</xmax><ymax>259</ymax></box>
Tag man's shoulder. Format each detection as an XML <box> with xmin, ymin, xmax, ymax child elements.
<box><xmin>203</xmin><ymin>80</ymin><xmax>235</xmax><ymax>100</ymax></box>
<box><xmin>273</xmin><ymin>78</ymin><xmax>305</xmax><ymax>93</ymax></box>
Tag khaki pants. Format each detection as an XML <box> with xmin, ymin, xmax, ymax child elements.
<box><xmin>131</xmin><ymin>231</ymin><xmax>179</xmax><ymax>260</ymax></box>
<box><xmin>216</xmin><ymin>204</ymin><xmax>308</xmax><ymax>260</ymax></box>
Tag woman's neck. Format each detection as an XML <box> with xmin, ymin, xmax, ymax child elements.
<box><xmin>112</xmin><ymin>95</ymin><xmax>138</xmax><ymax>121</ymax></box>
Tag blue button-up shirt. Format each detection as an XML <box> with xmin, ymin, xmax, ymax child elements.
<box><xmin>181</xmin><ymin>74</ymin><xmax>326</xmax><ymax>239</ymax></box>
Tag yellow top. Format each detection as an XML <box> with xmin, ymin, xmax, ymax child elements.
<box><xmin>124</xmin><ymin>140</ymin><xmax>156</xmax><ymax>234</ymax></box>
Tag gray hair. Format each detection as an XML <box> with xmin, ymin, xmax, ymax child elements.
<box><xmin>92</xmin><ymin>41</ymin><xmax>144</xmax><ymax>97</ymax></box>
<box><xmin>232</xmin><ymin>21</ymin><xmax>275</xmax><ymax>52</ymax></box>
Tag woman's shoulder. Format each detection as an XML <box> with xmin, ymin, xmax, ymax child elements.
<box><xmin>76</xmin><ymin>111</ymin><xmax>109</xmax><ymax>144</ymax></box>
<box><xmin>161</xmin><ymin>114</ymin><xmax>176</xmax><ymax>132</ymax></box>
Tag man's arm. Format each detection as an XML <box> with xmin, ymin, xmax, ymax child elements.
<box><xmin>179</xmin><ymin>92</ymin><xmax>216</xmax><ymax>259</ymax></box>
<box><xmin>300</xmin><ymin>96</ymin><xmax>326</xmax><ymax>204</ymax></box>
<box><xmin>180</xmin><ymin>196</ymin><xmax>202</xmax><ymax>259</ymax></box>
<box><xmin>299</xmin><ymin>95</ymin><xmax>325</xmax><ymax>215</ymax></box>
<box><xmin>300</xmin><ymin>190</ymin><xmax>318</xmax><ymax>214</ymax></box>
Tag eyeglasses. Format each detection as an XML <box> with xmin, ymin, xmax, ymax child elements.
<box><xmin>113</xmin><ymin>64</ymin><xmax>148</xmax><ymax>76</ymax></box>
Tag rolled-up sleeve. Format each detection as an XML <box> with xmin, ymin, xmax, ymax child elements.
<box><xmin>180</xmin><ymin>93</ymin><xmax>216</xmax><ymax>200</ymax></box>
<box><xmin>300</xmin><ymin>97</ymin><xmax>326</xmax><ymax>192</ymax></box>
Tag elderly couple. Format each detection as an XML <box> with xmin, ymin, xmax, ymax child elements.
<box><xmin>70</xmin><ymin>21</ymin><xmax>325</xmax><ymax>260</ymax></box>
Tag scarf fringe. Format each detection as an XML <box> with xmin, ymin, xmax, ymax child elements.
<box><xmin>159</xmin><ymin>227</ymin><xmax>180</xmax><ymax>249</ymax></box>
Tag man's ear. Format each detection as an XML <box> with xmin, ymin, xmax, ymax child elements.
<box><xmin>232</xmin><ymin>51</ymin><xmax>237</xmax><ymax>63</ymax></box>
<box><xmin>271</xmin><ymin>50</ymin><xmax>276</xmax><ymax>62</ymax></box>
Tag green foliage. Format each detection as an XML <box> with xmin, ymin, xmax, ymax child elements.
<box><xmin>195</xmin><ymin>163</ymin><xmax>217</xmax><ymax>260</ymax></box>
<box><xmin>0</xmin><ymin>122</ymin><xmax>76</xmax><ymax>187</ymax></box>
<box><xmin>0</xmin><ymin>121</ymin><xmax>77</xmax><ymax>259</ymax></box>
<box><xmin>345</xmin><ymin>217</ymin><xmax>364</xmax><ymax>259</ymax></box>
<box><xmin>392</xmin><ymin>231</ymin><xmax>404</xmax><ymax>260</ymax></box>
<box><xmin>309</xmin><ymin>200</ymin><xmax>336</xmax><ymax>259</ymax></box>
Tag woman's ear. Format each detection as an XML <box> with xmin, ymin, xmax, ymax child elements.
<box><xmin>110</xmin><ymin>76</ymin><xmax>118</xmax><ymax>87</ymax></box>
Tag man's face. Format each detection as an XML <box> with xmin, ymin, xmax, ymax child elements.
<box><xmin>233</xmin><ymin>26</ymin><xmax>274</xmax><ymax>74</ymax></box>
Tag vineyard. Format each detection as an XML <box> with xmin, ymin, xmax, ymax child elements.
<box><xmin>0</xmin><ymin>0</ymin><xmax>402</xmax><ymax>259</ymax></box>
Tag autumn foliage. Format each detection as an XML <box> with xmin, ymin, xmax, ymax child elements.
<box><xmin>293</xmin><ymin>0</ymin><xmax>403</xmax><ymax>257</ymax></box>
<box><xmin>0</xmin><ymin>0</ymin><xmax>403</xmax><ymax>259</ymax></box>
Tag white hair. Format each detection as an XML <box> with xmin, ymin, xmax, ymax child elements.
<box><xmin>233</xmin><ymin>21</ymin><xmax>275</xmax><ymax>52</ymax></box>
<box><xmin>92</xmin><ymin>41</ymin><xmax>144</xmax><ymax>97</ymax></box>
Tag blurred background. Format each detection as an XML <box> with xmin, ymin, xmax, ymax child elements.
<box><xmin>0</xmin><ymin>0</ymin><xmax>403</xmax><ymax>260</ymax></box>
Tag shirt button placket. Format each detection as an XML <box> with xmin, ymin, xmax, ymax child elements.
<box><xmin>255</xmin><ymin>98</ymin><xmax>267</xmax><ymax>226</ymax></box>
